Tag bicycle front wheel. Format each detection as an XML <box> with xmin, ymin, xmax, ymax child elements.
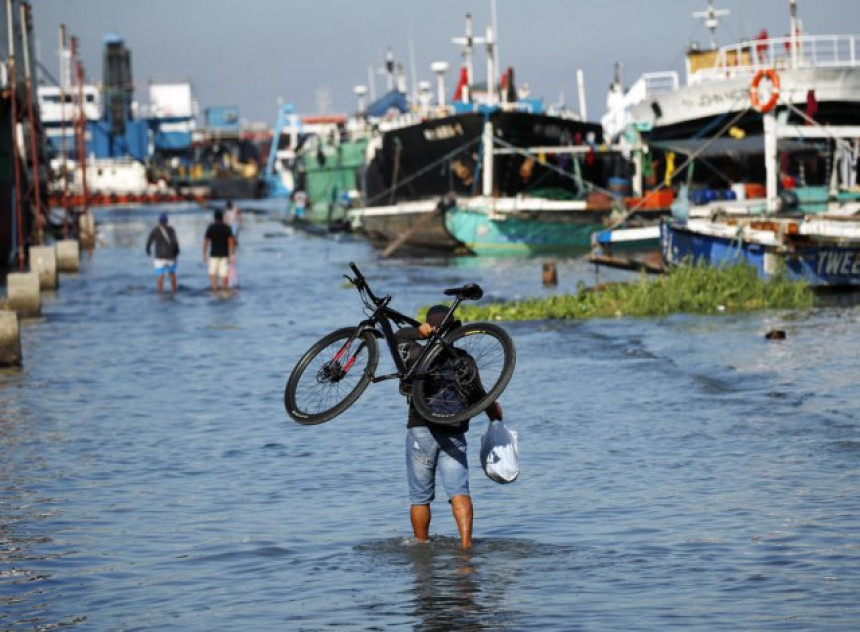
<box><xmin>412</xmin><ymin>322</ymin><xmax>515</xmax><ymax>425</ymax></box>
<box><xmin>285</xmin><ymin>327</ymin><xmax>379</xmax><ymax>425</ymax></box>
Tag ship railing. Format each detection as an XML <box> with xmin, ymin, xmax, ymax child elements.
<box><xmin>627</xmin><ymin>72</ymin><xmax>681</xmax><ymax>103</ymax></box>
<box><xmin>692</xmin><ymin>34</ymin><xmax>860</xmax><ymax>84</ymax></box>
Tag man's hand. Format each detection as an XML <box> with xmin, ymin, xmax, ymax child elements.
<box><xmin>417</xmin><ymin>323</ymin><xmax>435</xmax><ymax>338</ymax></box>
<box><xmin>486</xmin><ymin>401</ymin><xmax>503</xmax><ymax>421</ymax></box>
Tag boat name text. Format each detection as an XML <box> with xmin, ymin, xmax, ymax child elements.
<box><xmin>816</xmin><ymin>250</ymin><xmax>860</xmax><ymax>277</ymax></box>
<box><xmin>681</xmin><ymin>87</ymin><xmax>749</xmax><ymax>110</ymax></box>
<box><xmin>423</xmin><ymin>123</ymin><xmax>465</xmax><ymax>141</ymax></box>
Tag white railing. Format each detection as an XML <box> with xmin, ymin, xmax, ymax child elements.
<box><xmin>691</xmin><ymin>34</ymin><xmax>860</xmax><ymax>84</ymax></box>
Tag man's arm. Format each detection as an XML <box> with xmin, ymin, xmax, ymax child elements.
<box><xmin>202</xmin><ymin>237</ymin><xmax>209</xmax><ymax>260</ymax></box>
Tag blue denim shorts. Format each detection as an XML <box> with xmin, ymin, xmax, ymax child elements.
<box><xmin>406</xmin><ymin>426</ymin><xmax>469</xmax><ymax>504</ymax></box>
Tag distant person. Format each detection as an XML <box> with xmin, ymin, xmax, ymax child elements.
<box><xmin>395</xmin><ymin>304</ymin><xmax>503</xmax><ymax>549</ymax></box>
<box><xmin>145</xmin><ymin>212</ymin><xmax>180</xmax><ymax>293</ymax></box>
<box><xmin>203</xmin><ymin>209</ymin><xmax>236</xmax><ymax>292</ymax></box>
<box><xmin>223</xmin><ymin>199</ymin><xmax>242</xmax><ymax>240</ymax></box>
<box><xmin>292</xmin><ymin>189</ymin><xmax>308</xmax><ymax>221</ymax></box>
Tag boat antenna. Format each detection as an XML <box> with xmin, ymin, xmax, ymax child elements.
<box><xmin>490</xmin><ymin>0</ymin><xmax>500</xmax><ymax>83</ymax></box>
<box><xmin>692</xmin><ymin>0</ymin><xmax>730</xmax><ymax>50</ymax></box>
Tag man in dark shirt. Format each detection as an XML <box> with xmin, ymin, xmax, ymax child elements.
<box><xmin>202</xmin><ymin>210</ymin><xmax>236</xmax><ymax>291</ymax></box>
<box><xmin>145</xmin><ymin>212</ymin><xmax>180</xmax><ymax>293</ymax></box>
<box><xmin>395</xmin><ymin>304</ymin><xmax>502</xmax><ymax>549</ymax></box>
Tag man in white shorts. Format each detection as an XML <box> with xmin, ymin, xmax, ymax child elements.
<box><xmin>202</xmin><ymin>209</ymin><xmax>236</xmax><ymax>291</ymax></box>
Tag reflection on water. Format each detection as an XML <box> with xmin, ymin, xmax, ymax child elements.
<box><xmin>1</xmin><ymin>204</ymin><xmax>859</xmax><ymax>628</ymax></box>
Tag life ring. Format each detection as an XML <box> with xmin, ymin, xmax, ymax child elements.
<box><xmin>750</xmin><ymin>69</ymin><xmax>780</xmax><ymax>113</ymax></box>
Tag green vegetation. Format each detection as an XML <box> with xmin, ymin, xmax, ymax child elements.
<box><xmin>439</xmin><ymin>264</ymin><xmax>814</xmax><ymax>322</ymax></box>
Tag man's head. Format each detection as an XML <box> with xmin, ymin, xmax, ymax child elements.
<box><xmin>214</xmin><ymin>210</ymin><xmax>223</xmax><ymax>222</ymax></box>
<box><xmin>425</xmin><ymin>304</ymin><xmax>449</xmax><ymax>327</ymax></box>
<box><xmin>159</xmin><ymin>212</ymin><xmax>168</xmax><ymax>225</ymax></box>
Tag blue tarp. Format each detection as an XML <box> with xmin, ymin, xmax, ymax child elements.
<box><xmin>366</xmin><ymin>90</ymin><xmax>408</xmax><ymax>118</ymax></box>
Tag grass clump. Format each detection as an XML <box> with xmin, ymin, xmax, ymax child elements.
<box><xmin>451</xmin><ymin>263</ymin><xmax>814</xmax><ymax>322</ymax></box>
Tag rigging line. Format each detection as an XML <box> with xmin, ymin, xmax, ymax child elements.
<box><xmin>780</xmin><ymin>100</ymin><xmax>857</xmax><ymax>153</ymax></box>
<box><xmin>606</xmin><ymin>106</ymin><xmax>751</xmax><ymax>230</ymax></box>
<box><xmin>490</xmin><ymin>136</ymin><xmax>617</xmax><ymax>198</ymax></box>
<box><xmin>363</xmin><ymin>135</ymin><xmax>482</xmax><ymax>207</ymax></box>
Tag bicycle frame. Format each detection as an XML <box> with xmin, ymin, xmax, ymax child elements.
<box><xmin>344</xmin><ymin>263</ymin><xmax>466</xmax><ymax>386</ymax></box>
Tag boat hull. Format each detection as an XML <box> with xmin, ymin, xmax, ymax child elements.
<box><xmin>350</xmin><ymin>201</ymin><xmax>465</xmax><ymax>253</ymax></box>
<box><xmin>660</xmin><ymin>218</ymin><xmax>860</xmax><ymax>287</ymax></box>
<box><xmin>445</xmin><ymin>208</ymin><xmax>604</xmax><ymax>256</ymax></box>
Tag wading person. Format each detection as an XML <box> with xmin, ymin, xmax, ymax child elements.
<box><xmin>396</xmin><ymin>304</ymin><xmax>503</xmax><ymax>549</ymax></box>
<box><xmin>202</xmin><ymin>209</ymin><xmax>236</xmax><ymax>292</ymax></box>
<box><xmin>145</xmin><ymin>212</ymin><xmax>180</xmax><ymax>293</ymax></box>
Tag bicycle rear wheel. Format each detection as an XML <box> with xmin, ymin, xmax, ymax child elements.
<box><xmin>412</xmin><ymin>322</ymin><xmax>515</xmax><ymax>425</ymax></box>
<box><xmin>285</xmin><ymin>327</ymin><xmax>379</xmax><ymax>425</ymax></box>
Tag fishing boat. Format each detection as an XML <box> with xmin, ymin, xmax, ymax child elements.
<box><xmin>348</xmin><ymin>13</ymin><xmax>644</xmax><ymax>257</ymax></box>
<box><xmin>262</xmin><ymin>103</ymin><xmax>368</xmax><ymax>231</ymax></box>
<box><xmin>602</xmin><ymin>0</ymin><xmax>860</xmax><ymax>142</ymax></box>
<box><xmin>660</xmin><ymin>212</ymin><xmax>860</xmax><ymax>287</ymax></box>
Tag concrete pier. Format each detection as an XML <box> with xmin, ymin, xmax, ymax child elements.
<box><xmin>29</xmin><ymin>245</ymin><xmax>59</xmax><ymax>290</ymax></box>
<box><xmin>0</xmin><ymin>310</ymin><xmax>22</xmax><ymax>367</ymax></box>
<box><xmin>56</xmin><ymin>239</ymin><xmax>81</xmax><ymax>272</ymax></box>
<box><xmin>5</xmin><ymin>272</ymin><xmax>42</xmax><ymax>318</ymax></box>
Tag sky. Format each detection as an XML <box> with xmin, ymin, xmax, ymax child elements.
<box><xmin>31</xmin><ymin>0</ymin><xmax>860</xmax><ymax>127</ymax></box>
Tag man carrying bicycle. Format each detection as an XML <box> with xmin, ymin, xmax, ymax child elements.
<box><xmin>396</xmin><ymin>304</ymin><xmax>503</xmax><ymax>549</ymax></box>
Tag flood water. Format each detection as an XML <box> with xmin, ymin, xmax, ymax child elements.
<box><xmin>2</xmin><ymin>203</ymin><xmax>859</xmax><ymax>630</ymax></box>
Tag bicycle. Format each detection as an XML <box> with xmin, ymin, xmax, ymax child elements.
<box><xmin>284</xmin><ymin>262</ymin><xmax>516</xmax><ymax>426</ymax></box>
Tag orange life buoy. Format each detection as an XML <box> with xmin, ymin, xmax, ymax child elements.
<box><xmin>750</xmin><ymin>68</ymin><xmax>780</xmax><ymax>113</ymax></box>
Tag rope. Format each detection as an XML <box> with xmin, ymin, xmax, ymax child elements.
<box><xmin>606</xmin><ymin>107</ymin><xmax>752</xmax><ymax>230</ymax></box>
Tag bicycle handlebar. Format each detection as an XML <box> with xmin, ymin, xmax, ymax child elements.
<box><xmin>347</xmin><ymin>261</ymin><xmax>387</xmax><ymax>308</ymax></box>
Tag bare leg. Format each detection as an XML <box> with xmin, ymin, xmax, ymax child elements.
<box><xmin>410</xmin><ymin>504</ymin><xmax>431</xmax><ymax>542</ymax></box>
<box><xmin>220</xmin><ymin>275</ymin><xmax>228</xmax><ymax>291</ymax></box>
<box><xmin>451</xmin><ymin>495</ymin><xmax>473</xmax><ymax>549</ymax></box>
<box><xmin>209</xmin><ymin>274</ymin><xmax>217</xmax><ymax>292</ymax></box>
<box><xmin>156</xmin><ymin>274</ymin><xmax>165</xmax><ymax>293</ymax></box>
<box><xmin>169</xmin><ymin>273</ymin><xmax>177</xmax><ymax>293</ymax></box>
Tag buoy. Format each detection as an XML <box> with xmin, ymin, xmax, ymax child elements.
<box><xmin>765</xmin><ymin>329</ymin><xmax>786</xmax><ymax>340</ymax></box>
<box><xmin>750</xmin><ymin>69</ymin><xmax>780</xmax><ymax>113</ymax></box>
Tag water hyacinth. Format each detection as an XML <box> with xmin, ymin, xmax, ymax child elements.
<box><xmin>430</xmin><ymin>263</ymin><xmax>814</xmax><ymax>322</ymax></box>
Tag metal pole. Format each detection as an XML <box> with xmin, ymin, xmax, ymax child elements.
<box><xmin>71</xmin><ymin>36</ymin><xmax>88</xmax><ymax>216</ymax></box>
<box><xmin>20</xmin><ymin>2</ymin><xmax>44</xmax><ymax>245</ymax></box>
<box><xmin>59</xmin><ymin>24</ymin><xmax>69</xmax><ymax>236</ymax></box>
<box><xmin>7</xmin><ymin>0</ymin><xmax>26</xmax><ymax>270</ymax></box>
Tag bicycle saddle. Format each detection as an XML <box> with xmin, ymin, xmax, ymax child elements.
<box><xmin>443</xmin><ymin>283</ymin><xmax>483</xmax><ymax>301</ymax></box>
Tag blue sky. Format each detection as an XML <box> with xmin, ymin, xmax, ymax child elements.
<box><xmin>32</xmin><ymin>0</ymin><xmax>860</xmax><ymax>126</ymax></box>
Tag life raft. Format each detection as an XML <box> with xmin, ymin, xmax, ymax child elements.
<box><xmin>750</xmin><ymin>68</ymin><xmax>780</xmax><ymax>113</ymax></box>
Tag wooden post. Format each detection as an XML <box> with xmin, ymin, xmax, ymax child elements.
<box><xmin>542</xmin><ymin>261</ymin><xmax>558</xmax><ymax>286</ymax></box>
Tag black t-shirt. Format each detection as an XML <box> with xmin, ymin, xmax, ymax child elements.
<box><xmin>205</xmin><ymin>222</ymin><xmax>233</xmax><ymax>257</ymax></box>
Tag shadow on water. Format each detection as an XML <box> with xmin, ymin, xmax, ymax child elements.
<box><xmin>354</xmin><ymin>536</ymin><xmax>572</xmax><ymax>629</ymax></box>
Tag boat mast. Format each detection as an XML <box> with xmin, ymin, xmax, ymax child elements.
<box><xmin>789</xmin><ymin>0</ymin><xmax>800</xmax><ymax>69</ymax></box>
<box><xmin>692</xmin><ymin>0</ymin><xmax>729</xmax><ymax>50</ymax></box>
<box><xmin>484</xmin><ymin>25</ymin><xmax>496</xmax><ymax>104</ymax></box>
<box><xmin>452</xmin><ymin>13</ymin><xmax>486</xmax><ymax>102</ymax></box>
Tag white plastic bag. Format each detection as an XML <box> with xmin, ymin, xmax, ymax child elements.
<box><xmin>480</xmin><ymin>420</ymin><xmax>519</xmax><ymax>484</ymax></box>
